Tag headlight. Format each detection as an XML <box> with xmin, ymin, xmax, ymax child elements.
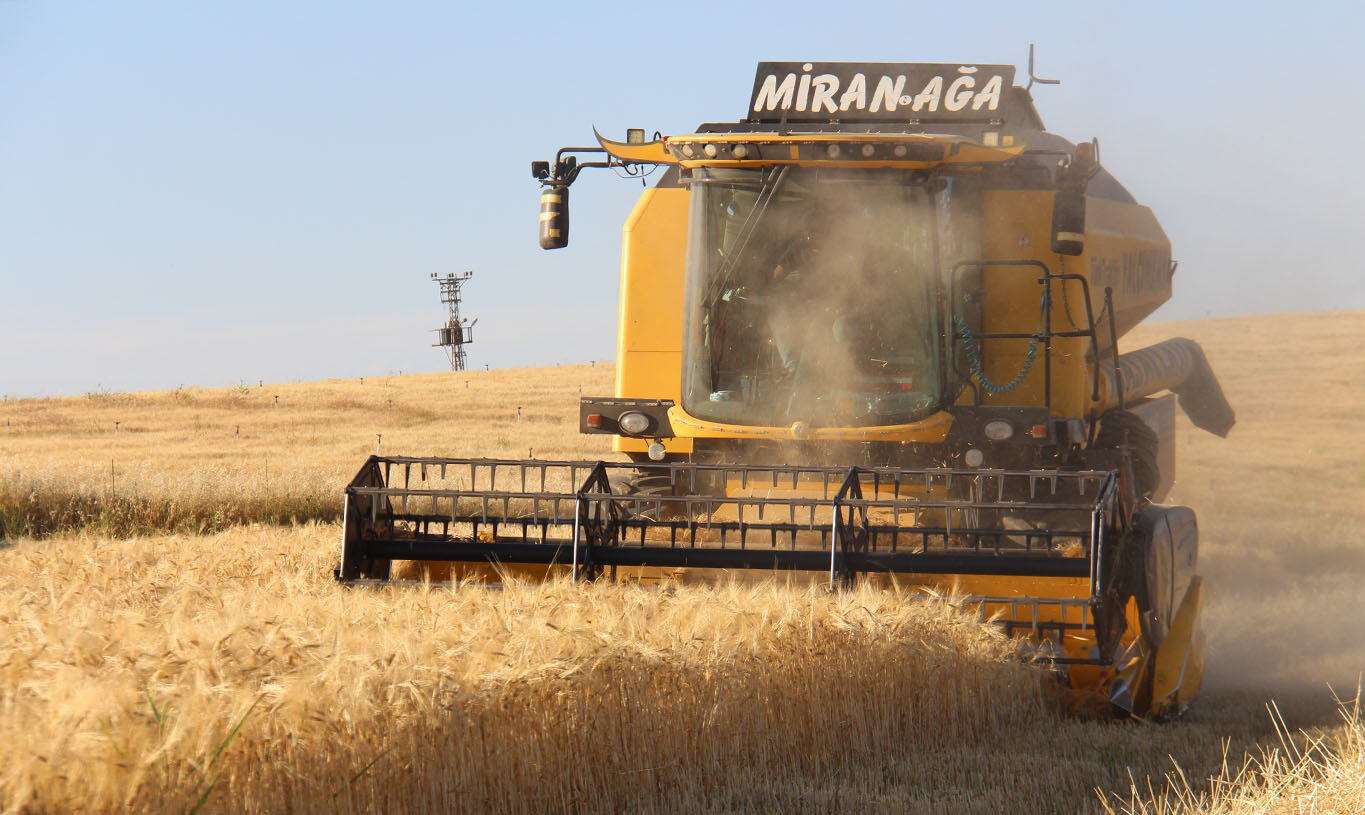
<box><xmin>617</xmin><ymin>411</ymin><xmax>651</xmax><ymax>436</ymax></box>
<box><xmin>983</xmin><ymin>420</ymin><xmax>1014</xmax><ymax>441</ymax></box>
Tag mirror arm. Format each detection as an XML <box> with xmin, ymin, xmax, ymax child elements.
<box><xmin>557</xmin><ymin>160</ymin><xmax>612</xmax><ymax>187</ymax></box>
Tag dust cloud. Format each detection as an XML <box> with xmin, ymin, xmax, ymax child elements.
<box><xmin>1135</xmin><ymin>311</ymin><xmax>1365</xmax><ymax>719</ymax></box>
<box><xmin>688</xmin><ymin>168</ymin><xmax>981</xmax><ymax>432</ymax></box>
<box><xmin>1195</xmin><ymin>511</ymin><xmax>1364</xmax><ymax>698</ymax></box>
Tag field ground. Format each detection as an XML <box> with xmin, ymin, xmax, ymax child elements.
<box><xmin>2</xmin><ymin>311</ymin><xmax>1363</xmax><ymax>812</ymax></box>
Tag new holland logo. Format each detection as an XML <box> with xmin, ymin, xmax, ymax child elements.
<box><xmin>748</xmin><ymin>62</ymin><xmax>1015</xmax><ymax>121</ymax></box>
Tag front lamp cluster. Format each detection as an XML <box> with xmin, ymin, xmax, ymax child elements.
<box><xmin>617</xmin><ymin>411</ymin><xmax>651</xmax><ymax>436</ymax></box>
<box><xmin>983</xmin><ymin>420</ymin><xmax>1015</xmax><ymax>441</ymax></box>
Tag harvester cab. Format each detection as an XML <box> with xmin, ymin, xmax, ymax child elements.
<box><xmin>338</xmin><ymin>57</ymin><xmax>1234</xmax><ymax>720</ymax></box>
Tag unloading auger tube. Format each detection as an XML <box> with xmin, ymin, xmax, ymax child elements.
<box><xmin>1100</xmin><ymin>338</ymin><xmax>1235</xmax><ymax>437</ymax></box>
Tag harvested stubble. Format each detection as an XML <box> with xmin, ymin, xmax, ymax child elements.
<box><xmin>0</xmin><ymin>524</ymin><xmax>1044</xmax><ymax>814</ymax></box>
<box><xmin>1105</xmin><ymin>697</ymin><xmax>1364</xmax><ymax>814</ymax></box>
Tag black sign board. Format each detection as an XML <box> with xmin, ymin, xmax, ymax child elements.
<box><xmin>748</xmin><ymin>62</ymin><xmax>1016</xmax><ymax>122</ymax></box>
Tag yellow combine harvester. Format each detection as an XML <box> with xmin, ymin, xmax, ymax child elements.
<box><xmin>337</xmin><ymin>57</ymin><xmax>1233</xmax><ymax>720</ymax></box>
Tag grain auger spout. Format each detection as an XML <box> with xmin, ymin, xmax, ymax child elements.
<box><xmin>1101</xmin><ymin>338</ymin><xmax>1235</xmax><ymax>438</ymax></box>
<box><xmin>341</xmin><ymin>55</ymin><xmax>1231</xmax><ymax>719</ymax></box>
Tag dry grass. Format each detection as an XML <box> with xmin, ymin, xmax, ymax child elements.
<box><xmin>1104</xmin><ymin>697</ymin><xmax>1364</xmax><ymax>814</ymax></box>
<box><xmin>0</xmin><ymin>364</ymin><xmax>613</xmax><ymax>537</ymax></box>
<box><xmin>3</xmin><ymin>312</ymin><xmax>1365</xmax><ymax>812</ymax></box>
<box><xmin>0</xmin><ymin>524</ymin><xmax>1044</xmax><ymax>813</ymax></box>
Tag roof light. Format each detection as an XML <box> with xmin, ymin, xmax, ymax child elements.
<box><xmin>702</xmin><ymin>143</ymin><xmax>718</xmax><ymax>158</ymax></box>
<box><xmin>626</xmin><ymin>128</ymin><xmax>645</xmax><ymax>144</ymax></box>
<box><xmin>732</xmin><ymin>143</ymin><xmax>749</xmax><ymax>159</ymax></box>
<box><xmin>681</xmin><ymin>144</ymin><xmax>695</xmax><ymax>158</ymax></box>
<box><xmin>826</xmin><ymin>144</ymin><xmax>841</xmax><ymax>159</ymax></box>
<box><xmin>860</xmin><ymin>144</ymin><xmax>875</xmax><ymax>157</ymax></box>
<box><xmin>893</xmin><ymin>144</ymin><xmax>908</xmax><ymax>158</ymax></box>
<box><xmin>964</xmin><ymin>448</ymin><xmax>985</xmax><ymax>468</ymax></box>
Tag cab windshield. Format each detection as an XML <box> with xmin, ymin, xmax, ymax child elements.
<box><xmin>682</xmin><ymin>167</ymin><xmax>975</xmax><ymax>427</ymax></box>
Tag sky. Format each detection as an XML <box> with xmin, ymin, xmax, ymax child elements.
<box><xmin>2</xmin><ymin>1</ymin><xmax>1363</xmax><ymax>396</ymax></box>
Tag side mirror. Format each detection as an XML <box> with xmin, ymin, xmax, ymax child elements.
<box><xmin>539</xmin><ymin>184</ymin><xmax>569</xmax><ymax>250</ymax></box>
<box><xmin>1050</xmin><ymin>189</ymin><xmax>1085</xmax><ymax>256</ymax></box>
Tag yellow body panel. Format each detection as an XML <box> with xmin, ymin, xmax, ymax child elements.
<box><xmin>612</xmin><ymin>186</ymin><xmax>693</xmax><ymax>455</ymax></box>
<box><xmin>616</xmin><ymin>188</ymin><xmax>688</xmax><ymax>353</ymax></box>
<box><xmin>969</xmin><ymin>189</ymin><xmax>1173</xmax><ymax>420</ymax></box>
<box><xmin>1151</xmin><ymin>575</ymin><xmax>1206</xmax><ymax>718</ymax></box>
<box><xmin>1083</xmin><ymin>197</ymin><xmax>1172</xmax><ymax>345</ymax></box>
<box><xmin>976</xmin><ymin>190</ymin><xmax>1093</xmax><ymax>418</ymax></box>
<box><xmin>669</xmin><ymin>406</ymin><xmax>954</xmax><ymax>442</ymax></box>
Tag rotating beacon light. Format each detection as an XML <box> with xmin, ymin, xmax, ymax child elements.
<box><xmin>532</xmin><ymin>158</ymin><xmax>570</xmax><ymax>250</ymax></box>
<box><xmin>538</xmin><ymin>184</ymin><xmax>569</xmax><ymax>249</ymax></box>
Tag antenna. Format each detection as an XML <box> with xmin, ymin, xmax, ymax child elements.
<box><xmin>431</xmin><ymin>271</ymin><xmax>476</xmax><ymax>371</ymax></box>
<box><xmin>1026</xmin><ymin>43</ymin><xmax>1061</xmax><ymax>91</ymax></box>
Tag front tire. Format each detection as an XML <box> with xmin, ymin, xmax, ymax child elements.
<box><xmin>1092</xmin><ymin>409</ymin><xmax>1160</xmax><ymax>501</ymax></box>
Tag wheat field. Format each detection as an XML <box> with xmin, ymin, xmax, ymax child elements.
<box><xmin>0</xmin><ymin>364</ymin><xmax>612</xmax><ymax>539</ymax></box>
<box><xmin>2</xmin><ymin>313</ymin><xmax>1363</xmax><ymax>813</ymax></box>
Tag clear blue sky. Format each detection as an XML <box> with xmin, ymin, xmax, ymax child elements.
<box><xmin>3</xmin><ymin>1</ymin><xmax>1362</xmax><ymax>396</ymax></box>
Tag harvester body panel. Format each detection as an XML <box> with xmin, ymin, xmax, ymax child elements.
<box><xmin>613</xmin><ymin>184</ymin><xmax>692</xmax><ymax>456</ymax></box>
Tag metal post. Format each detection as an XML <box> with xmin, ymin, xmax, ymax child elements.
<box><xmin>1092</xmin><ymin>504</ymin><xmax>1106</xmax><ymax>604</ymax></box>
<box><xmin>337</xmin><ymin>492</ymin><xmax>352</xmax><ymax>580</ymax></box>
<box><xmin>1105</xmin><ymin>286</ymin><xmax>1125</xmax><ymax>410</ymax></box>
<box><xmin>1043</xmin><ymin>271</ymin><xmax>1053</xmax><ymax>409</ymax></box>
<box><xmin>571</xmin><ymin>498</ymin><xmax>582</xmax><ymax>584</ymax></box>
<box><xmin>828</xmin><ymin>506</ymin><xmax>840</xmax><ymax>591</ymax></box>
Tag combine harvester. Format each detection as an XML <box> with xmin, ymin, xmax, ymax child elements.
<box><xmin>337</xmin><ymin>54</ymin><xmax>1233</xmax><ymax>719</ymax></box>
